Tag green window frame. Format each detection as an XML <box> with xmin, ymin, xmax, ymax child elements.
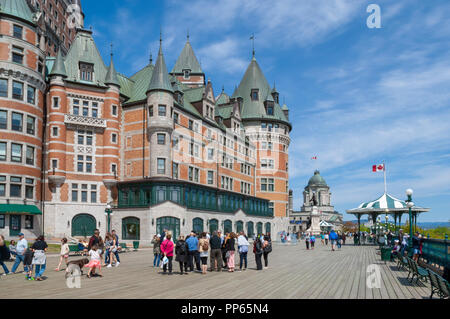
<box><xmin>122</xmin><ymin>217</ymin><xmax>140</xmax><ymax>240</ymax></box>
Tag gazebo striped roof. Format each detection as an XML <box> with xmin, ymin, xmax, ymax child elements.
<box><xmin>358</xmin><ymin>193</ymin><xmax>406</xmax><ymax>209</ymax></box>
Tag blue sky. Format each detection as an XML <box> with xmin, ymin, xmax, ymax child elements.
<box><xmin>82</xmin><ymin>0</ymin><xmax>450</xmax><ymax>222</ymax></box>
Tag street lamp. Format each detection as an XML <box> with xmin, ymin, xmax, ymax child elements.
<box><xmin>105</xmin><ymin>203</ymin><xmax>113</xmax><ymax>233</ymax></box>
<box><xmin>385</xmin><ymin>211</ymin><xmax>389</xmax><ymax>233</ymax></box>
<box><xmin>405</xmin><ymin>189</ymin><xmax>414</xmax><ymax>255</ymax></box>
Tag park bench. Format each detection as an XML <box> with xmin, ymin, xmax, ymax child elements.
<box><xmin>118</xmin><ymin>243</ymin><xmax>131</xmax><ymax>253</ymax></box>
<box><xmin>395</xmin><ymin>254</ymin><xmax>408</xmax><ymax>271</ymax></box>
<box><xmin>406</xmin><ymin>257</ymin><xmax>429</xmax><ymax>283</ymax></box>
<box><xmin>428</xmin><ymin>270</ymin><xmax>450</xmax><ymax>299</ymax></box>
<box><xmin>68</xmin><ymin>244</ymin><xmax>82</xmax><ymax>256</ymax></box>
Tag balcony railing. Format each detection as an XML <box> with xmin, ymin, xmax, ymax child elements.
<box><xmin>64</xmin><ymin>114</ymin><xmax>106</xmax><ymax>128</ymax></box>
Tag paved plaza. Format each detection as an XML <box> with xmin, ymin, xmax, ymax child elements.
<box><xmin>0</xmin><ymin>243</ymin><xmax>432</xmax><ymax>299</ymax></box>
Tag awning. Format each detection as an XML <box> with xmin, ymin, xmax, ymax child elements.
<box><xmin>319</xmin><ymin>220</ymin><xmax>334</xmax><ymax>227</ymax></box>
<box><xmin>0</xmin><ymin>204</ymin><xmax>42</xmax><ymax>215</ymax></box>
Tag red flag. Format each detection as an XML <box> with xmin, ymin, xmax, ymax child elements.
<box><xmin>311</xmin><ymin>156</ymin><xmax>317</xmax><ymax>160</ymax></box>
<box><xmin>372</xmin><ymin>164</ymin><xmax>385</xmax><ymax>172</ymax></box>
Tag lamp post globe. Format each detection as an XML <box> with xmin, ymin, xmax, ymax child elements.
<box><xmin>405</xmin><ymin>189</ymin><xmax>414</xmax><ymax>255</ymax></box>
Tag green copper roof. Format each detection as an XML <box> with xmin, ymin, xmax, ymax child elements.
<box><xmin>105</xmin><ymin>55</ymin><xmax>120</xmax><ymax>87</ymax></box>
<box><xmin>147</xmin><ymin>43</ymin><xmax>173</xmax><ymax>93</ymax></box>
<box><xmin>49</xmin><ymin>48</ymin><xmax>67</xmax><ymax>77</ymax></box>
<box><xmin>171</xmin><ymin>38</ymin><xmax>203</xmax><ymax>74</ymax></box>
<box><xmin>308</xmin><ymin>170</ymin><xmax>328</xmax><ymax>187</ymax></box>
<box><xmin>234</xmin><ymin>56</ymin><xmax>290</xmax><ymax>126</ymax></box>
<box><xmin>215</xmin><ymin>105</ymin><xmax>233</xmax><ymax>119</ymax></box>
<box><xmin>0</xmin><ymin>0</ymin><xmax>35</xmax><ymax>24</ymax></box>
<box><xmin>281</xmin><ymin>103</ymin><xmax>289</xmax><ymax>110</ymax></box>
<box><xmin>63</xmin><ymin>29</ymin><xmax>110</xmax><ymax>86</ymax></box>
<box><xmin>216</xmin><ymin>92</ymin><xmax>230</xmax><ymax>105</ymax></box>
<box><xmin>117</xmin><ymin>73</ymin><xmax>133</xmax><ymax>99</ymax></box>
<box><xmin>183</xmin><ymin>86</ymin><xmax>204</xmax><ymax>102</ymax></box>
<box><xmin>121</xmin><ymin>63</ymin><xmax>153</xmax><ymax>104</ymax></box>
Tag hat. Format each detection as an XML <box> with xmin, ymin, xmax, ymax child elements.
<box><xmin>394</xmin><ymin>240</ymin><xmax>399</xmax><ymax>243</ymax></box>
<box><xmin>157</xmin><ymin>234</ymin><xmax>161</xmax><ymax>238</ymax></box>
<box><xmin>18</xmin><ymin>232</ymin><xmax>24</xmax><ymax>236</ymax></box>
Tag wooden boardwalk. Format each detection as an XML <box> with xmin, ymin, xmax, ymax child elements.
<box><xmin>0</xmin><ymin>242</ymin><xmax>433</xmax><ymax>299</ymax></box>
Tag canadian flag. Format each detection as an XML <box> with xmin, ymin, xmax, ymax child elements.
<box><xmin>311</xmin><ymin>156</ymin><xmax>318</xmax><ymax>160</ymax></box>
<box><xmin>372</xmin><ymin>164</ymin><xmax>385</xmax><ymax>172</ymax></box>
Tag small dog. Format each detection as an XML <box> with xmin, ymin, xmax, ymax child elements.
<box><xmin>65</xmin><ymin>258</ymin><xmax>89</xmax><ymax>278</ymax></box>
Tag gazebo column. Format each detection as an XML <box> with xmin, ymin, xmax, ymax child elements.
<box><xmin>394</xmin><ymin>214</ymin><xmax>397</xmax><ymax>234</ymax></box>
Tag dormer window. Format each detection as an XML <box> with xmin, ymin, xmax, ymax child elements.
<box><xmin>79</xmin><ymin>62</ymin><xmax>94</xmax><ymax>82</ymax></box>
<box><xmin>267</xmin><ymin>105</ymin><xmax>274</xmax><ymax>115</ymax></box>
<box><xmin>251</xmin><ymin>89</ymin><xmax>259</xmax><ymax>101</ymax></box>
<box><xmin>183</xmin><ymin>69</ymin><xmax>190</xmax><ymax>79</ymax></box>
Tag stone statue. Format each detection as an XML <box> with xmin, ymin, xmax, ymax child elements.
<box><xmin>310</xmin><ymin>193</ymin><xmax>318</xmax><ymax>206</ymax></box>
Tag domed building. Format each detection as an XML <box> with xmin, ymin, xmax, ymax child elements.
<box><xmin>289</xmin><ymin>170</ymin><xmax>343</xmax><ymax>233</ymax></box>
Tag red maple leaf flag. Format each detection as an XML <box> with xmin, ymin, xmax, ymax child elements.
<box><xmin>372</xmin><ymin>164</ymin><xmax>385</xmax><ymax>172</ymax></box>
<box><xmin>311</xmin><ymin>156</ymin><xmax>317</xmax><ymax>160</ymax></box>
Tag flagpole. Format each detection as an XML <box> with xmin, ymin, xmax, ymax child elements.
<box><xmin>383</xmin><ymin>160</ymin><xmax>387</xmax><ymax>194</ymax></box>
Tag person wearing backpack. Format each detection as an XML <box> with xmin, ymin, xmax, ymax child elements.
<box><xmin>175</xmin><ymin>235</ymin><xmax>189</xmax><ymax>275</ymax></box>
<box><xmin>237</xmin><ymin>231</ymin><xmax>249</xmax><ymax>271</ymax></box>
<box><xmin>262</xmin><ymin>235</ymin><xmax>272</xmax><ymax>269</ymax></box>
<box><xmin>198</xmin><ymin>232</ymin><xmax>209</xmax><ymax>275</ymax></box>
<box><xmin>253</xmin><ymin>237</ymin><xmax>263</xmax><ymax>270</ymax></box>
<box><xmin>0</xmin><ymin>235</ymin><xmax>11</xmax><ymax>275</ymax></box>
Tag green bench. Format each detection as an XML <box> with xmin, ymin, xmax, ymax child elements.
<box><xmin>428</xmin><ymin>270</ymin><xmax>450</xmax><ymax>299</ymax></box>
<box><xmin>68</xmin><ymin>244</ymin><xmax>82</xmax><ymax>256</ymax></box>
<box><xmin>406</xmin><ymin>257</ymin><xmax>428</xmax><ymax>283</ymax></box>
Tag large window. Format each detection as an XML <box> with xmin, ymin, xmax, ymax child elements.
<box><xmin>157</xmin><ymin>133</ymin><xmax>165</xmax><ymax>145</ymax></box>
<box><xmin>157</xmin><ymin>158</ymin><xmax>165</xmax><ymax>174</ymax></box>
<box><xmin>13</xmin><ymin>25</ymin><xmax>23</xmax><ymax>39</ymax></box>
<box><xmin>0</xmin><ymin>110</ymin><xmax>6</xmax><ymax>129</ymax></box>
<box><xmin>25</xmin><ymin>178</ymin><xmax>34</xmax><ymax>199</ymax></box>
<box><xmin>12</xmin><ymin>47</ymin><xmax>24</xmax><ymax>65</ymax></box>
<box><xmin>26</xmin><ymin>146</ymin><xmax>34</xmax><ymax>165</ymax></box>
<box><xmin>207</xmin><ymin>171</ymin><xmax>214</xmax><ymax>185</ymax></box>
<box><xmin>0</xmin><ymin>79</ymin><xmax>7</xmax><ymax>97</ymax></box>
<box><xmin>261</xmin><ymin>178</ymin><xmax>274</xmax><ymax>192</ymax></box>
<box><xmin>77</xmin><ymin>130</ymin><xmax>93</xmax><ymax>145</ymax></box>
<box><xmin>11</xmin><ymin>143</ymin><xmax>22</xmax><ymax>162</ymax></box>
<box><xmin>193</xmin><ymin>217</ymin><xmax>203</xmax><ymax>234</ymax></box>
<box><xmin>25</xmin><ymin>215</ymin><xmax>33</xmax><ymax>229</ymax></box>
<box><xmin>172</xmin><ymin>162</ymin><xmax>178</xmax><ymax>179</ymax></box>
<box><xmin>0</xmin><ymin>142</ymin><xmax>6</xmax><ymax>161</ymax></box>
<box><xmin>27</xmin><ymin>86</ymin><xmax>35</xmax><ymax>104</ymax></box>
<box><xmin>11</xmin><ymin>112</ymin><xmax>22</xmax><ymax>131</ymax></box>
<box><xmin>80</xmin><ymin>62</ymin><xmax>94</xmax><ymax>81</ymax></box>
<box><xmin>77</xmin><ymin>155</ymin><xmax>93</xmax><ymax>173</ymax></box>
<box><xmin>12</xmin><ymin>81</ymin><xmax>23</xmax><ymax>100</ymax></box>
<box><xmin>10</xmin><ymin>176</ymin><xmax>21</xmax><ymax>197</ymax></box>
<box><xmin>26</xmin><ymin>116</ymin><xmax>35</xmax><ymax>135</ymax></box>
<box><xmin>158</xmin><ymin>105</ymin><xmax>166</xmax><ymax>116</ymax></box>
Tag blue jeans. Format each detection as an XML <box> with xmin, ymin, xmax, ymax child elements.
<box><xmin>34</xmin><ymin>263</ymin><xmax>46</xmax><ymax>278</ymax></box>
<box><xmin>105</xmin><ymin>249</ymin><xmax>111</xmax><ymax>264</ymax></box>
<box><xmin>239</xmin><ymin>252</ymin><xmax>248</xmax><ymax>270</ymax></box>
<box><xmin>153</xmin><ymin>253</ymin><xmax>161</xmax><ymax>267</ymax></box>
<box><xmin>1</xmin><ymin>261</ymin><xmax>9</xmax><ymax>274</ymax></box>
<box><xmin>11</xmin><ymin>254</ymin><xmax>28</xmax><ymax>273</ymax></box>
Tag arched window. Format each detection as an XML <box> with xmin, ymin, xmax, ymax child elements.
<box><xmin>236</xmin><ymin>220</ymin><xmax>244</xmax><ymax>233</ymax></box>
<box><xmin>209</xmin><ymin>218</ymin><xmax>218</xmax><ymax>234</ymax></box>
<box><xmin>122</xmin><ymin>217</ymin><xmax>140</xmax><ymax>240</ymax></box>
<box><xmin>247</xmin><ymin>221</ymin><xmax>254</xmax><ymax>237</ymax></box>
<box><xmin>256</xmin><ymin>222</ymin><xmax>263</xmax><ymax>235</ymax></box>
<box><xmin>156</xmin><ymin>216</ymin><xmax>180</xmax><ymax>242</ymax></box>
<box><xmin>265</xmin><ymin>222</ymin><xmax>271</xmax><ymax>235</ymax></box>
<box><xmin>223</xmin><ymin>219</ymin><xmax>232</xmax><ymax>233</ymax></box>
<box><xmin>193</xmin><ymin>217</ymin><xmax>204</xmax><ymax>234</ymax></box>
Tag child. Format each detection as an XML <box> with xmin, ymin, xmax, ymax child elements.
<box><xmin>9</xmin><ymin>240</ymin><xmax>17</xmax><ymax>261</ymax></box>
<box><xmin>85</xmin><ymin>244</ymin><xmax>102</xmax><ymax>278</ymax></box>
<box><xmin>23</xmin><ymin>247</ymin><xmax>34</xmax><ymax>281</ymax></box>
<box><xmin>77</xmin><ymin>239</ymin><xmax>88</xmax><ymax>256</ymax></box>
<box><xmin>55</xmin><ymin>238</ymin><xmax>69</xmax><ymax>271</ymax></box>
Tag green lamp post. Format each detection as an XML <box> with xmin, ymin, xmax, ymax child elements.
<box><xmin>105</xmin><ymin>203</ymin><xmax>113</xmax><ymax>233</ymax></box>
<box><xmin>405</xmin><ymin>189</ymin><xmax>414</xmax><ymax>254</ymax></box>
<box><xmin>385</xmin><ymin>210</ymin><xmax>389</xmax><ymax>233</ymax></box>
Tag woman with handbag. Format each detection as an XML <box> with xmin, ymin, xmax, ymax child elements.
<box><xmin>175</xmin><ymin>235</ymin><xmax>189</xmax><ymax>275</ymax></box>
<box><xmin>225</xmin><ymin>232</ymin><xmax>236</xmax><ymax>272</ymax></box>
<box><xmin>262</xmin><ymin>235</ymin><xmax>272</xmax><ymax>269</ymax></box>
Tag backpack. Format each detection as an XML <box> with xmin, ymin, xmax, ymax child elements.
<box><xmin>263</xmin><ymin>241</ymin><xmax>272</xmax><ymax>253</ymax></box>
<box><xmin>202</xmin><ymin>240</ymin><xmax>209</xmax><ymax>251</ymax></box>
<box><xmin>178</xmin><ymin>242</ymin><xmax>187</xmax><ymax>255</ymax></box>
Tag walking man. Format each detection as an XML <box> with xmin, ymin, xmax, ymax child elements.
<box><xmin>11</xmin><ymin>233</ymin><xmax>28</xmax><ymax>274</ymax></box>
<box><xmin>111</xmin><ymin>230</ymin><xmax>121</xmax><ymax>267</ymax></box>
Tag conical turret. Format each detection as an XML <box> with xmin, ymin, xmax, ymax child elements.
<box><xmin>49</xmin><ymin>48</ymin><xmax>67</xmax><ymax>78</ymax></box>
<box><xmin>147</xmin><ymin>40</ymin><xmax>173</xmax><ymax>93</ymax></box>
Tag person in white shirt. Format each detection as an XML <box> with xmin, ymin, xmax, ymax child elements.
<box><xmin>237</xmin><ymin>232</ymin><xmax>250</xmax><ymax>271</ymax></box>
<box><xmin>11</xmin><ymin>233</ymin><xmax>28</xmax><ymax>274</ymax></box>
<box><xmin>85</xmin><ymin>244</ymin><xmax>103</xmax><ymax>278</ymax></box>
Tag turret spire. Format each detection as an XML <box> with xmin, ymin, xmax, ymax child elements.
<box><xmin>147</xmin><ymin>37</ymin><xmax>173</xmax><ymax>93</ymax></box>
<box><xmin>105</xmin><ymin>50</ymin><xmax>120</xmax><ymax>87</ymax></box>
<box><xmin>49</xmin><ymin>47</ymin><xmax>67</xmax><ymax>78</ymax></box>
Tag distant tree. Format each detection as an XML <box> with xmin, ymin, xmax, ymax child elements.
<box><xmin>342</xmin><ymin>221</ymin><xmax>357</xmax><ymax>233</ymax></box>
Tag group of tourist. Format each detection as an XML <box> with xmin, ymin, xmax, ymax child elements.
<box><xmin>390</xmin><ymin>230</ymin><xmax>424</xmax><ymax>262</ymax></box>
<box><xmin>151</xmin><ymin>230</ymin><xmax>272</xmax><ymax>275</ymax></box>
<box><xmin>0</xmin><ymin>229</ymin><xmax>122</xmax><ymax>280</ymax></box>
<box><xmin>303</xmin><ymin>230</ymin><xmax>345</xmax><ymax>251</ymax></box>
<box><xmin>0</xmin><ymin>233</ymin><xmax>48</xmax><ymax>281</ymax></box>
